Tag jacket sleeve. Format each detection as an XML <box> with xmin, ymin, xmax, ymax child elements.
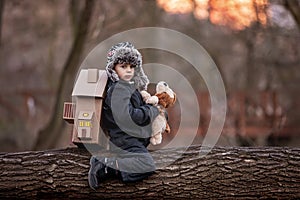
<box><xmin>128</xmin><ymin>102</ymin><xmax>159</xmax><ymax>127</ymax></box>
<box><xmin>106</xmin><ymin>82</ymin><xmax>159</xmax><ymax>138</ymax></box>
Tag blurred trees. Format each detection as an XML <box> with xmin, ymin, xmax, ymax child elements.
<box><xmin>0</xmin><ymin>0</ymin><xmax>4</xmax><ymax>45</ymax></box>
<box><xmin>284</xmin><ymin>0</ymin><xmax>300</xmax><ymax>29</ymax></box>
<box><xmin>0</xmin><ymin>0</ymin><xmax>299</xmax><ymax>152</ymax></box>
<box><xmin>34</xmin><ymin>0</ymin><xmax>95</xmax><ymax>150</ymax></box>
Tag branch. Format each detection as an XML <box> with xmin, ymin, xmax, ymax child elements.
<box><xmin>285</xmin><ymin>0</ymin><xmax>300</xmax><ymax>30</ymax></box>
<box><xmin>0</xmin><ymin>145</ymin><xmax>299</xmax><ymax>199</ymax></box>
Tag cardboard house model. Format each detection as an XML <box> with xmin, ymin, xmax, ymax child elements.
<box><xmin>63</xmin><ymin>68</ymin><xmax>108</xmax><ymax>148</ymax></box>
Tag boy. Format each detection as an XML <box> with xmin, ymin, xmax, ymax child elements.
<box><xmin>88</xmin><ymin>42</ymin><xmax>160</xmax><ymax>190</ymax></box>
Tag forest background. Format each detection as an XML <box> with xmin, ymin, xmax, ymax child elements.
<box><xmin>0</xmin><ymin>0</ymin><xmax>299</xmax><ymax>152</ymax></box>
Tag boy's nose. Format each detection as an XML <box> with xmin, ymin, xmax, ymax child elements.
<box><xmin>126</xmin><ymin>65</ymin><xmax>132</xmax><ymax>71</ymax></box>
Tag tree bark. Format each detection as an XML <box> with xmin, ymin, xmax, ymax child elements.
<box><xmin>0</xmin><ymin>145</ymin><xmax>299</xmax><ymax>199</ymax></box>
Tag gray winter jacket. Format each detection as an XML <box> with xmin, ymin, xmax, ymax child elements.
<box><xmin>101</xmin><ymin>80</ymin><xmax>159</xmax><ymax>152</ymax></box>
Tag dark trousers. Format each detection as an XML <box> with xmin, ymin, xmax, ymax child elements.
<box><xmin>109</xmin><ymin>139</ymin><xmax>156</xmax><ymax>182</ymax></box>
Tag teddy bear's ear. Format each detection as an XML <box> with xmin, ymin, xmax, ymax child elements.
<box><xmin>170</xmin><ymin>92</ymin><xmax>176</xmax><ymax>106</ymax></box>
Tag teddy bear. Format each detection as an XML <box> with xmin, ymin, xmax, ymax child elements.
<box><xmin>140</xmin><ymin>81</ymin><xmax>176</xmax><ymax>145</ymax></box>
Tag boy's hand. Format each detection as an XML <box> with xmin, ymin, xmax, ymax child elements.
<box><xmin>140</xmin><ymin>90</ymin><xmax>151</xmax><ymax>102</ymax></box>
<box><xmin>140</xmin><ymin>90</ymin><xmax>159</xmax><ymax>105</ymax></box>
<box><xmin>146</xmin><ymin>96</ymin><xmax>158</xmax><ymax>105</ymax></box>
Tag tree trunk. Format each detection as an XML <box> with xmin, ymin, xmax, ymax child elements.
<box><xmin>284</xmin><ymin>0</ymin><xmax>300</xmax><ymax>30</ymax></box>
<box><xmin>0</xmin><ymin>145</ymin><xmax>299</xmax><ymax>199</ymax></box>
<box><xmin>33</xmin><ymin>0</ymin><xmax>95</xmax><ymax>150</ymax></box>
<box><xmin>0</xmin><ymin>0</ymin><xmax>5</xmax><ymax>46</ymax></box>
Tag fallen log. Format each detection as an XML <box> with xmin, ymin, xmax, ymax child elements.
<box><xmin>0</xmin><ymin>145</ymin><xmax>299</xmax><ymax>199</ymax></box>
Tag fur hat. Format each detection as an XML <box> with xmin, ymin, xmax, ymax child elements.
<box><xmin>105</xmin><ymin>42</ymin><xmax>149</xmax><ymax>90</ymax></box>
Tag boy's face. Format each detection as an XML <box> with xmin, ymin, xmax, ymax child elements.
<box><xmin>114</xmin><ymin>63</ymin><xmax>135</xmax><ymax>82</ymax></box>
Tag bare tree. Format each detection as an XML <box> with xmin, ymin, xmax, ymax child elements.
<box><xmin>34</xmin><ymin>0</ymin><xmax>95</xmax><ymax>150</ymax></box>
<box><xmin>285</xmin><ymin>0</ymin><xmax>300</xmax><ymax>29</ymax></box>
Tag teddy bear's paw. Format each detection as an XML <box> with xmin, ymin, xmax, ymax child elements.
<box><xmin>150</xmin><ymin>137</ymin><xmax>157</xmax><ymax>145</ymax></box>
<box><xmin>146</xmin><ymin>96</ymin><xmax>159</xmax><ymax>105</ymax></box>
<box><xmin>156</xmin><ymin>136</ymin><xmax>162</xmax><ymax>144</ymax></box>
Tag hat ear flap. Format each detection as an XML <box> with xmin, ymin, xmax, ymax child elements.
<box><xmin>106</xmin><ymin>63</ymin><xmax>119</xmax><ymax>82</ymax></box>
<box><xmin>133</xmin><ymin>65</ymin><xmax>149</xmax><ymax>91</ymax></box>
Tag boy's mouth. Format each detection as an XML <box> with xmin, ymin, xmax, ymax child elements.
<box><xmin>124</xmin><ymin>75</ymin><xmax>133</xmax><ymax>80</ymax></box>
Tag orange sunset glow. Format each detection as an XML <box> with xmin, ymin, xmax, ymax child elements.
<box><xmin>156</xmin><ymin>0</ymin><xmax>268</xmax><ymax>30</ymax></box>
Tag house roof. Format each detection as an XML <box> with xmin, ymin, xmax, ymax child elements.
<box><xmin>72</xmin><ymin>69</ymin><xmax>107</xmax><ymax>97</ymax></box>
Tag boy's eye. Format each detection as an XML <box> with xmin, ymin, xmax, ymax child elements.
<box><xmin>119</xmin><ymin>64</ymin><xmax>134</xmax><ymax>69</ymax></box>
<box><xmin>119</xmin><ymin>64</ymin><xmax>127</xmax><ymax>68</ymax></box>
